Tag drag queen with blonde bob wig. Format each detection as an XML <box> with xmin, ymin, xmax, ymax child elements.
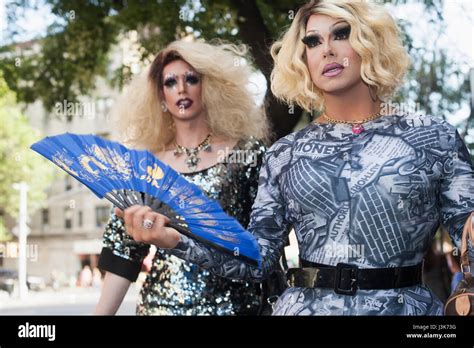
<box><xmin>94</xmin><ymin>40</ymin><xmax>269</xmax><ymax>315</ymax></box>
<box><xmin>271</xmin><ymin>0</ymin><xmax>410</xmax><ymax>113</ymax></box>
<box><xmin>113</xmin><ymin>0</ymin><xmax>474</xmax><ymax>315</ymax></box>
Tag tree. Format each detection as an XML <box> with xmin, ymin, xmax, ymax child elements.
<box><xmin>1</xmin><ymin>0</ymin><xmax>471</xmax><ymax>143</ymax></box>
<box><xmin>0</xmin><ymin>216</ymin><xmax>12</xmax><ymax>243</ymax></box>
<box><xmin>0</xmin><ymin>73</ymin><xmax>54</xmax><ymax>239</ymax></box>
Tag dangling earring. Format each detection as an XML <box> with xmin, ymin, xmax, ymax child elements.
<box><xmin>369</xmin><ymin>85</ymin><xmax>378</xmax><ymax>102</ymax></box>
<box><xmin>310</xmin><ymin>83</ymin><xmax>314</xmax><ymax>119</ymax></box>
<box><xmin>161</xmin><ymin>102</ymin><xmax>168</xmax><ymax>112</ymax></box>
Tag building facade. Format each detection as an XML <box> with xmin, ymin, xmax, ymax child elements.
<box><xmin>1</xmin><ymin>34</ymin><xmax>143</xmax><ymax>283</ymax></box>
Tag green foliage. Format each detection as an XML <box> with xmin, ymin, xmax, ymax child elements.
<box><xmin>2</xmin><ymin>0</ymin><xmax>119</xmax><ymax>110</ymax></box>
<box><xmin>0</xmin><ymin>216</ymin><xmax>12</xmax><ymax>242</ymax></box>
<box><xmin>0</xmin><ymin>74</ymin><xmax>54</xmax><ymax>232</ymax></box>
<box><xmin>0</xmin><ymin>0</ymin><xmax>471</xmax><ymax>141</ymax></box>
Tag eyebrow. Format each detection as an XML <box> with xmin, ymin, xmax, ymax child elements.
<box><xmin>164</xmin><ymin>71</ymin><xmax>197</xmax><ymax>78</ymax></box>
<box><xmin>306</xmin><ymin>20</ymin><xmax>348</xmax><ymax>34</ymax></box>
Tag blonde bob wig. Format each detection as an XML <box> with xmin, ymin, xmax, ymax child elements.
<box><xmin>112</xmin><ymin>40</ymin><xmax>269</xmax><ymax>152</ymax></box>
<box><xmin>271</xmin><ymin>0</ymin><xmax>411</xmax><ymax>113</ymax></box>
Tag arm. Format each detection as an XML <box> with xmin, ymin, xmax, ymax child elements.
<box><xmin>439</xmin><ymin>126</ymin><xmax>474</xmax><ymax>265</ymax></box>
<box><xmin>97</xmin><ymin>212</ymin><xmax>151</xmax><ymax>281</ymax></box>
<box><xmin>94</xmin><ymin>211</ymin><xmax>151</xmax><ymax>314</ymax></box>
<box><xmin>171</xmin><ymin>140</ymin><xmax>292</xmax><ymax>281</ymax></box>
<box><xmin>242</xmin><ymin>138</ymin><xmax>267</xmax><ymax>222</ymax></box>
<box><xmin>93</xmin><ymin>272</ymin><xmax>131</xmax><ymax>315</ymax></box>
<box><xmin>118</xmin><ymin>139</ymin><xmax>294</xmax><ymax>282</ymax></box>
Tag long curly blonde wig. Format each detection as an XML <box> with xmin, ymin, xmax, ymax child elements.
<box><xmin>271</xmin><ymin>0</ymin><xmax>411</xmax><ymax>113</ymax></box>
<box><xmin>111</xmin><ymin>40</ymin><xmax>269</xmax><ymax>152</ymax></box>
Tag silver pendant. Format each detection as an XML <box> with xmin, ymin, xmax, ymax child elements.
<box><xmin>174</xmin><ymin>134</ymin><xmax>212</xmax><ymax>172</ymax></box>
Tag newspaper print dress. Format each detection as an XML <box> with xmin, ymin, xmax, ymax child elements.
<box><xmin>169</xmin><ymin>113</ymin><xmax>474</xmax><ymax>315</ymax></box>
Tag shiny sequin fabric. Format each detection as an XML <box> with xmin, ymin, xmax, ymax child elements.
<box><xmin>169</xmin><ymin>113</ymin><xmax>474</xmax><ymax>315</ymax></box>
<box><xmin>98</xmin><ymin>137</ymin><xmax>266</xmax><ymax>315</ymax></box>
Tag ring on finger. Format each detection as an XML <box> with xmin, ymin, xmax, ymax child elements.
<box><xmin>142</xmin><ymin>218</ymin><xmax>154</xmax><ymax>230</ymax></box>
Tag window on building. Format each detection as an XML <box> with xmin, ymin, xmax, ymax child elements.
<box><xmin>96</xmin><ymin>206</ymin><xmax>110</xmax><ymax>227</ymax></box>
<box><xmin>78</xmin><ymin>211</ymin><xmax>83</xmax><ymax>228</ymax></box>
<box><xmin>65</xmin><ymin>176</ymin><xmax>73</xmax><ymax>191</ymax></box>
<box><xmin>64</xmin><ymin>207</ymin><xmax>73</xmax><ymax>229</ymax></box>
<box><xmin>42</xmin><ymin>208</ymin><xmax>49</xmax><ymax>227</ymax></box>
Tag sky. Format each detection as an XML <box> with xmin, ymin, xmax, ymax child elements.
<box><xmin>442</xmin><ymin>0</ymin><xmax>473</xmax><ymax>126</ymax></box>
<box><xmin>0</xmin><ymin>0</ymin><xmax>57</xmax><ymax>45</ymax></box>
<box><xmin>443</xmin><ymin>0</ymin><xmax>473</xmax><ymax>67</ymax></box>
<box><xmin>385</xmin><ymin>0</ymin><xmax>473</xmax><ymax>126</ymax></box>
<box><xmin>388</xmin><ymin>0</ymin><xmax>473</xmax><ymax>68</ymax></box>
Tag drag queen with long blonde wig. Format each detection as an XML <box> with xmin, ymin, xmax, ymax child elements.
<box><xmin>112</xmin><ymin>0</ymin><xmax>474</xmax><ymax>315</ymax></box>
<box><xmin>94</xmin><ymin>40</ymin><xmax>269</xmax><ymax>315</ymax></box>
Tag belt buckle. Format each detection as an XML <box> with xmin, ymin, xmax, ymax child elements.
<box><xmin>334</xmin><ymin>263</ymin><xmax>358</xmax><ymax>296</ymax></box>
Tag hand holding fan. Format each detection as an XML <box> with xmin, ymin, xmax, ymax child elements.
<box><xmin>30</xmin><ymin>133</ymin><xmax>261</xmax><ymax>267</ymax></box>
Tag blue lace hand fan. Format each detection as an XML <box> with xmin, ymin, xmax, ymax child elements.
<box><xmin>31</xmin><ymin>133</ymin><xmax>261</xmax><ymax>267</ymax></box>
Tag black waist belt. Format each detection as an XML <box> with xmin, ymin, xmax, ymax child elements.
<box><xmin>286</xmin><ymin>259</ymin><xmax>424</xmax><ymax>296</ymax></box>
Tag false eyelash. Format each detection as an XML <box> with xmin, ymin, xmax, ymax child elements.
<box><xmin>185</xmin><ymin>74</ymin><xmax>200</xmax><ymax>85</ymax></box>
<box><xmin>302</xmin><ymin>35</ymin><xmax>320</xmax><ymax>48</ymax></box>
<box><xmin>163</xmin><ymin>77</ymin><xmax>177</xmax><ymax>87</ymax></box>
<box><xmin>334</xmin><ymin>25</ymin><xmax>350</xmax><ymax>39</ymax></box>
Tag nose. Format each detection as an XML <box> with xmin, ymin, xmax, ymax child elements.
<box><xmin>177</xmin><ymin>77</ymin><xmax>187</xmax><ymax>94</ymax></box>
<box><xmin>322</xmin><ymin>40</ymin><xmax>335</xmax><ymax>58</ymax></box>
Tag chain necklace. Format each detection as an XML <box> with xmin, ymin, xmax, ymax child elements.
<box><xmin>174</xmin><ymin>134</ymin><xmax>212</xmax><ymax>172</ymax></box>
<box><xmin>321</xmin><ymin>111</ymin><xmax>383</xmax><ymax>135</ymax></box>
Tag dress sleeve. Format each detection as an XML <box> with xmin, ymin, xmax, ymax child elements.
<box><xmin>98</xmin><ymin>211</ymin><xmax>150</xmax><ymax>282</ymax></box>
<box><xmin>168</xmin><ymin>138</ymin><xmax>293</xmax><ymax>282</ymax></box>
<box><xmin>239</xmin><ymin>138</ymin><xmax>267</xmax><ymax>227</ymax></box>
<box><xmin>439</xmin><ymin>125</ymin><xmax>474</xmax><ymax>261</ymax></box>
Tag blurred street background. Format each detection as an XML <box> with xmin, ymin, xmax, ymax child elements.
<box><xmin>0</xmin><ymin>282</ymin><xmax>139</xmax><ymax>315</ymax></box>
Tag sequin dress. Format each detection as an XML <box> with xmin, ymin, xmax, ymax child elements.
<box><xmin>168</xmin><ymin>113</ymin><xmax>474</xmax><ymax>315</ymax></box>
<box><xmin>98</xmin><ymin>137</ymin><xmax>266</xmax><ymax>315</ymax></box>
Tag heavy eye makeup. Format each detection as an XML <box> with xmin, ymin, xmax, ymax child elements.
<box><xmin>163</xmin><ymin>72</ymin><xmax>200</xmax><ymax>89</ymax></box>
<box><xmin>302</xmin><ymin>24</ymin><xmax>351</xmax><ymax>48</ymax></box>
<box><xmin>184</xmin><ymin>72</ymin><xmax>200</xmax><ymax>85</ymax></box>
<box><xmin>163</xmin><ymin>76</ymin><xmax>177</xmax><ymax>88</ymax></box>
